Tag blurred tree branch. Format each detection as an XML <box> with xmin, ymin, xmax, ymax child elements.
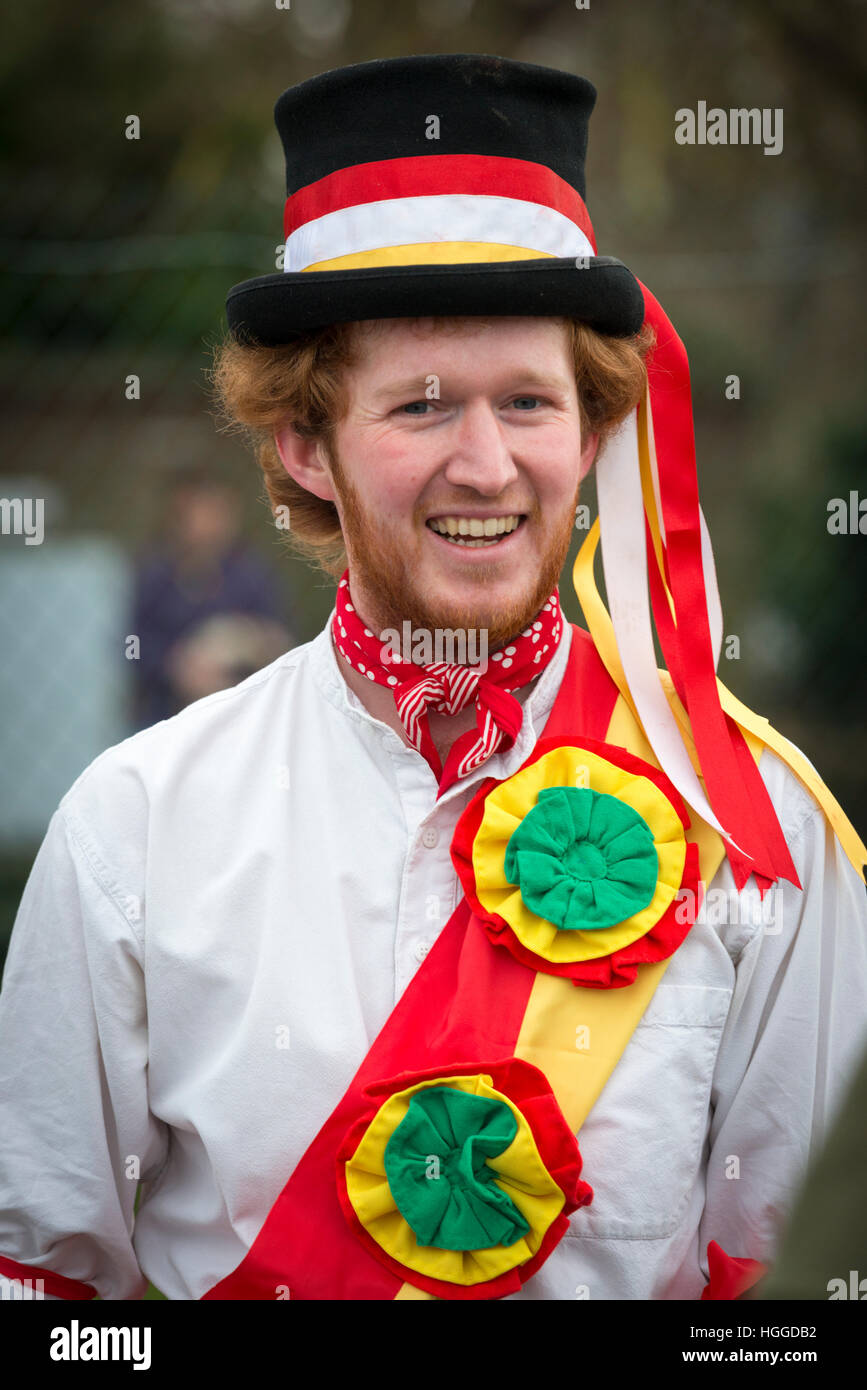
<box><xmin>736</xmin><ymin>0</ymin><xmax>867</xmax><ymax>113</ymax></box>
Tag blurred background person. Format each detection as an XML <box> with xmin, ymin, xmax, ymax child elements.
<box><xmin>130</xmin><ymin>466</ymin><xmax>293</xmax><ymax>728</ymax></box>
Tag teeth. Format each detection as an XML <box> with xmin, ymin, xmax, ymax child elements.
<box><xmin>428</xmin><ymin>514</ymin><xmax>522</xmax><ymax>541</ymax></box>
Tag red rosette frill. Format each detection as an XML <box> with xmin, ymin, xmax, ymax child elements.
<box><xmin>451</xmin><ymin>735</ymin><xmax>703</xmax><ymax>989</ymax></box>
<box><xmin>335</xmin><ymin>1056</ymin><xmax>592</xmax><ymax>1300</ymax></box>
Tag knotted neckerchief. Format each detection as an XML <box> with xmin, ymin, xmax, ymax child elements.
<box><xmin>331</xmin><ymin>571</ymin><xmax>564</xmax><ymax>796</ymax></box>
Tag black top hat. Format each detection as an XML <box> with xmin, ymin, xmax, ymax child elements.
<box><xmin>225</xmin><ymin>53</ymin><xmax>645</xmax><ymax>343</ymax></box>
<box><xmin>222</xmin><ymin>54</ymin><xmax>846</xmax><ymax>899</ymax></box>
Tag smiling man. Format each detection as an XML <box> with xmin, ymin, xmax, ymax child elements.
<box><xmin>1</xmin><ymin>54</ymin><xmax>866</xmax><ymax>1306</ymax></box>
<box><xmin>273</xmin><ymin>314</ymin><xmax>607</xmax><ymax>765</ymax></box>
<box><xmin>284</xmin><ymin>316</ymin><xmax>594</xmax><ymax>653</ymax></box>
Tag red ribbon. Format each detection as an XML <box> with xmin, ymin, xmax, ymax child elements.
<box><xmin>638</xmin><ymin>282</ymin><xmax>801</xmax><ymax>895</ymax></box>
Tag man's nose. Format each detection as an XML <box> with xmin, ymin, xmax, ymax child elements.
<box><xmin>440</xmin><ymin>400</ymin><xmax>519</xmax><ymax>494</ymax></box>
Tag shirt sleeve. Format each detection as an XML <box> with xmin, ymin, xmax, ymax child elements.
<box><xmin>697</xmin><ymin>770</ymin><xmax>867</xmax><ymax>1284</ymax></box>
<box><xmin>0</xmin><ymin>803</ymin><xmax>169</xmax><ymax>1301</ymax></box>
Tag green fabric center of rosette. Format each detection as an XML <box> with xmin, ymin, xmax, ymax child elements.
<box><xmin>503</xmin><ymin>785</ymin><xmax>659</xmax><ymax>931</ymax></box>
<box><xmin>383</xmin><ymin>1086</ymin><xmax>531</xmax><ymax>1251</ymax></box>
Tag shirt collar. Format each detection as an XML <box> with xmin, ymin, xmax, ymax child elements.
<box><xmin>309</xmin><ymin>606</ymin><xmax>574</xmax><ymax>800</ymax></box>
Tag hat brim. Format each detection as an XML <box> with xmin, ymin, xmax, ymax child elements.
<box><xmin>225</xmin><ymin>256</ymin><xmax>645</xmax><ymax>344</ymax></box>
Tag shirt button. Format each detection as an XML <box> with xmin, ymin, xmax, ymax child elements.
<box><xmin>421</xmin><ymin>827</ymin><xmax>439</xmax><ymax>849</ymax></box>
<box><xmin>414</xmin><ymin>940</ymin><xmax>432</xmax><ymax>962</ymax></box>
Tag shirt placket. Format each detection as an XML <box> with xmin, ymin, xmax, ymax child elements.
<box><xmin>391</xmin><ymin>770</ymin><xmax>468</xmax><ymax>1001</ymax></box>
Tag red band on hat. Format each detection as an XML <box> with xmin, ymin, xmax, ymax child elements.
<box><xmin>283</xmin><ymin>153</ymin><xmax>597</xmax><ymax>251</ymax></box>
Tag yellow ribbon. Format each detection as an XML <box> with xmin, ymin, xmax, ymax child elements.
<box><xmin>572</xmin><ymin>419</ymin><xmax>867</xmax><ymax>884</ymax></box>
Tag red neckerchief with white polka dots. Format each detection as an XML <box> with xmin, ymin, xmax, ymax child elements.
<box><xmin>330</xmin><ymin>570</ymin><xmax>564</xmax><ymax>797</ymax></box>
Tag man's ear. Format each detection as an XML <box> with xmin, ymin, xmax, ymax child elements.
<box><xmin>274</xmin><ymin>424</ymin><xmax>337</xmax><ymax>504</ymax></box>
<box><xmin>579</xmin><ymin>430</ymin><xmax>600</xmax><ymax>482</ymax></box>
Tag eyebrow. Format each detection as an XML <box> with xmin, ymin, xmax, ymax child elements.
<box><xmin>369</xmin><ymin>370</ymin><xmax>574</xmax><ymax>402</ymax></box>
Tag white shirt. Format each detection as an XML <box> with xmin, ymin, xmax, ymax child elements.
<box><xmin>1</xmin><ymin>615</ymin><xmax>866</xmax><ymax>1301</ymax></box>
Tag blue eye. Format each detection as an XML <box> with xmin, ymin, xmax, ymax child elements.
<box><xmin>398</xmin><ymin>396</ymin><xmax>545</xmax><ymax>415</ymax></box>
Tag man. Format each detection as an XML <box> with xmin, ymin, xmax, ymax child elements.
<box><xmin>1</xmin><ymin>54</ymin><xmax>865</xmax><ymax>1303</ymax></box>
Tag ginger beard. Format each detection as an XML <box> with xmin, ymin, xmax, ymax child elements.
<box><xmin>325</xmin><ymin>440</ymin><xmax>582</xmax><ymax>653</ymax></box>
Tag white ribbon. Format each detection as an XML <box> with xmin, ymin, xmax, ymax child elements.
<box><xmin>596</xmin><ymin>407</ymin><xmax>743</xmax><ymax>849</ymax></box>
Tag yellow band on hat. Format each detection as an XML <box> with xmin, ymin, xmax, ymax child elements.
<box><xmin>302</xmin><ymin>241</ymin><xmax>557</xmax><ymax>272</ymax></box>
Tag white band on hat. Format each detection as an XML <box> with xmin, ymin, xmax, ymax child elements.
<box><xmin>284</xmin><ymin>194</ymin><xmax>596</xmax><ymax>272</ymax></box>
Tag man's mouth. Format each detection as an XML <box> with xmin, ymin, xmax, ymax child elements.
<box><xmin>425</xmin><ymin>514</ymin><xmax>525</xmax><ymax>548</ymax></box>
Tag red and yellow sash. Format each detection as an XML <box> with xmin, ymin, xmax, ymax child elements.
<box><xmin>3</xmin><ymin>613</ymin><xmax>861</xmax><ymax>1301</ymax></box>
<box><xmin>202</xmin><ymin>624</ymin><xmax>739</xmax><ymax>1300</ymax></box>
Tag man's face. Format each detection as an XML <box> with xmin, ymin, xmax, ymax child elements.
<box><xmin>318</xmin><ymin>316</ymin><xmax>597</xmax><ymax>650</ymax></box>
